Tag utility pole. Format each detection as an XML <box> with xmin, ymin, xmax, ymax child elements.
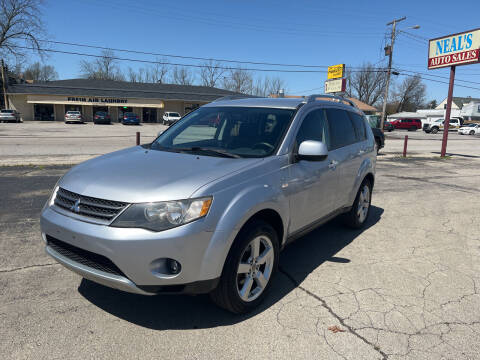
<box><xmin>380</xmin><ymin>16</ymin><xmax>406</xmax><ymax>132</ymax></box>
<box><xmin>1</xmin><ymin>59</ymin><xmax>8</xmax><ymax>109</ymax></box>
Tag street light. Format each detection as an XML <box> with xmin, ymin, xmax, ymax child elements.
<box><xmin>380</xmin><ymin>18</ymin><xmax>421</xmax><ymax>132</ymax></box>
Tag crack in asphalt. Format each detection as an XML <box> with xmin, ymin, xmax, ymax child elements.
<box><xmin>279</xmin><ymin>266</ymin><xmax>388</xmax><ymax>360</ymax></box>
<box><xmin>0</xmin><ymin>262</ymin><xmax>59</xmax><ymax>273</ymax></box>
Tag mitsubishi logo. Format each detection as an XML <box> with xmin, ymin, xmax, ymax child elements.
<box><xmin>71</xmin><ymin>199</ymin><xmax>81</xmax><ymax>213</ymax></box>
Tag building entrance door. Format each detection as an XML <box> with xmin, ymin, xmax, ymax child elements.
<box><xmin>142</xmin><ymin>108</ymin><xmax>157</xmax><ymax>123</ymax></box>
<box><xmin>34</xmin><ymin>104</ymin><xmax>54</xmax><ymax>121</ymax></box>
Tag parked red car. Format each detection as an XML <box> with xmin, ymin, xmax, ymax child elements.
<box><xmin>390</xmin><ymin>118</ymin><xmax>422</xmax><ymax>131</ymax></box>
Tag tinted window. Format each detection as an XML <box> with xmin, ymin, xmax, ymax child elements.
<box><xmin>348</xmin><ymin>112</ymin><xmax>367</xmax><ymax>141</ymax></box>
<box><xmin>325</xmin><ymin>109</ymin><xmax>356</xmax><ymax>150</ymax></box>
<box><xmin>296</xmin><ymin>109</ymin><xmax>330</xmax><ymax>149</ymax></box>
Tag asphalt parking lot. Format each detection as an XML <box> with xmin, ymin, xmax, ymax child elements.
<box><xmin>1</xmin><ymin>123</ymin><xmax>480</xmax><ymax>359</ymax></box>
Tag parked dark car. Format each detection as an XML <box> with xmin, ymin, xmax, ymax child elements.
<box><xmin>390</xmin><ymin>118</ymin><xmax>422</xmax><ymax>131</ymax></box>
<box><xmin>94</xmin><ymin>111</ymin><xmax>111</xmax><ymax>124</ymax></box>
<box><xmin>371</xmin><ymin>127</ymin><xmax>384</xmax><ymax>154</ymax></box>
<box><xmin>122</xmin><ymin>112</ymin><xmax>140</xmax><ymax>125</ymax></box>
<box><xmin>384</xmin><ymin>121</ymin><xmax>394</xmax><ymax>132</ymax></box>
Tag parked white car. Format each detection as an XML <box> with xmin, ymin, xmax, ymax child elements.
<box><xmin>0</xmin><ymin>109</ymin><xmax>21</xmax><ymax>122</ymax></box>
<box><xmin>458</xmin><ymin>123</ymin><xmax>480</xmax><ymax>135</ymax></box>
<box><xmin>162</xmin><ymin>112</ymin><xmax>181</xmax><ymax>125</ymax></box>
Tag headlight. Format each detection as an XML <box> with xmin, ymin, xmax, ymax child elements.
<box><xmin>111</xmin><ymin>197</ymin><xmax>212</xmax><ymax>232</ymax></box>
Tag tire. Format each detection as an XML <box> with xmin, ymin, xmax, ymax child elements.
<box><xmin>375</xmin><ymin>139</ymin><xmax>381</xmax><ymax>154</ymax></box>
<box><xmin>410</xmin><ymin>126</ymin><xmax>417</xmax><ymax>131</ymax></box>
<box><xmin>210</xmin><ymin>220</ymin><xmax>279</xmax><ymax>314</ymax></box>
<box><xmin>470</xmin><ymin>130</ymin><xmax>475</xmax><ymax>135</ymax></box>
<box><xmin>343</xmin><ymin>179</ymin><xmax>372</xmax><ymax>229</ymax></box>
<box><xmin>431</xmin><ymin>127</ymin><xmax>439</xmax><ymax>134</ymax></box>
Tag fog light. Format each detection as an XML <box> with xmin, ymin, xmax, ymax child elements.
<box><xmin>168</xmin><ymin>259</ymin><xmax>181</xmax><ymax>274</ymax></box>
<box><xmin>150</xmin><ymin>258</ymin><xmax>182</xmax><ymax>277</ymax></box>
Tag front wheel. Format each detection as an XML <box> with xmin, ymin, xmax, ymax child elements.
<box><xmin>210</xmin><ymin>220</ymin><xmax>279</xmax><ymax>314</ymax></box>
<box><xmin>431</xmin><ymin>127</ymin><xmax>439</xmax><ymax>134</ymax></box>
<box><xmin>343</xmin><ymin>179</ymin><xmax>372</xmax><ymax>229</ymax></box>
<box><xmin>470</xmin><ymin>130</ymin><xmax>475</xmax><ymax>135</ymax></box>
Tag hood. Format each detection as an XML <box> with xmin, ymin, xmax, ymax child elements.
<box><xmin>59</xmin><ymin>146</ymin><xmax>262</xmax><ymax>203</ymax></box>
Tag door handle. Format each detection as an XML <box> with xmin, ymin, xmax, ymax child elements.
<box><xmin>328</xmin><ymin>160</ymin><xmax>338</xmax><ymax>170</ymax></box>
<box><xmin>358</xmin><ymin>149</ymin><xmax>365</xmax><ymax>155</ymax></box>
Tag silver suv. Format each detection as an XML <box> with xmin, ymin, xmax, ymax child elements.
<box><xmin>41</xmin><ymin>95</ymin><xmax>376</xmax><ymax>313</ymax></box>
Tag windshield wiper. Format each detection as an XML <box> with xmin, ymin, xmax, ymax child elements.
<box><xmin>175</xmin><ymin>147</ymin><xmax>241</xmax><ymax>158</ymax></box>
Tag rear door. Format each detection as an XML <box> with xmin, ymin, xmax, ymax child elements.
<box><xmin>324</xmin><ymin>108</ymin><xmax>361</xmax><ymax>208</ymax></box>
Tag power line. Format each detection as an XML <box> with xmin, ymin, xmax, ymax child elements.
<box><xmin>8</xmin><ymin>44</ymin><xmax>480</xmax><ymax>92</ymax></box>
<box><xmin>35</xmin><ymin>39</ymin><xmax>332</xmax><ymax>69</ymax></box>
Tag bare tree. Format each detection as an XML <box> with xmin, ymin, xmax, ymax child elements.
<box><xmin>147</xmin><ymin>59</ymin><xmax>170</xmax><ymax>83</ymax></box>
<box><xmin>0</xmin><ymin>0</ymin><xmax>45</xmax><ymax>59</ymax></box>
<box><xmin>127</xmin><ymin>60</ymin><xmax>170</xmax><ymax>84</ymax></box>
<box><xmin>79</xmin><ymin>50</ymin><xmax>124</xmax><ymax>81</ymax></box>
<box><xmin>172</xmin><ymin>66</ymin><xmax>194</xmax><ymax>85</ymax></box>
<box><xmin>23</xmin><ymin>61</ymin><xmax>57</xmax><ymax>81</ymax></box>
<box><xmin>346</xmin><ymin>63</ymin><xmax>386</xmax><ymax>106</ymax></box>
<box><xmin>253</xmin><ymin>76</ymin><xmax>286</xmax><ymax>97</ymax></box>
<box><xmin>222</xmin><ymin>68</ymin><xmax>253</xmax><ymax>94</ymax></box>
<box><xmin>392</xmin><ymin>75</ymin><xmax>426</xmax><ymax>112</ymax></box>
<box><xmin>199</xmin><ymin>60</ymin><xmax>225</xmax><ymax>87</ymax></box>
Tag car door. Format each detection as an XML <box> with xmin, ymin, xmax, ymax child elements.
<box><xmin>286</xmin><ymin>108</ymin><xmax>338</xmax><ymax>233</ymax></box>
<box><xmin>324</xmin><ymin>108</ymin><xmax>361</xmax><ymax>208</ymax></box>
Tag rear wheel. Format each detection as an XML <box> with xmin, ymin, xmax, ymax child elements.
<box><xmin>343</xmin><ymin>179</ymin><xmax>372</xmax><ymax>229</ymax></box>
<box><xmin>210</xmin><ymin>220</ymin><xmax>279</xmax><ymax>314</ymax></box>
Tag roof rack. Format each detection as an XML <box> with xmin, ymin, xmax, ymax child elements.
<box><xmin>303</xmin><ymin>94</ymin><xmax>358</xmax><ymax>109</ymax></box>
<box><xmin>212</xmin><ymin>95</ymin><xmax>259</xmax><ymax>102</ymax></box>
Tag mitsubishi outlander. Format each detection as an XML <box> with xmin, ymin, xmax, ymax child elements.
<box><xmin>41</xmin><ymin>95</ymin><xmax>376</xmax><ymax>314</ymax></box>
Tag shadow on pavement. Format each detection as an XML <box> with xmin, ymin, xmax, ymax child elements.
<box><xmin>78</xmin><ymin>206</ymin><xmax>384</xmax><ymax>330</ymax></box>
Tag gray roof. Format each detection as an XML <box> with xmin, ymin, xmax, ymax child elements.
<box><xmin>452</xmin><ymin>97</ymin><xmax>480</xmax><ymax>109</ymax></box>
<box><xmin>7</xmin><ymin>78</ymin><xmax>241</xmax><ymax>102</ymax></box>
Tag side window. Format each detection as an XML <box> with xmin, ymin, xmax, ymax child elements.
<box><xmin>295</xmin><ymin>109</ymin><xmax>330</xmax><ymax>150</ymax></box>
<box><xmin>348</xmin><ymin>112</ymin><xmax>367</xmax><ymax>142</ymax></box>
<box><xmin>325</xmin><ymin>109</ymin><xmax>357</xmax><ymax>150</ymax></box>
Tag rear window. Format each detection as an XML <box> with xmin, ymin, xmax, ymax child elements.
<box><xmin>170</xmin><ymin>112</ymin><xmax>180</xmax><ymax>117</ymax></box>
<box><xmin>95</xmin><ymin>111</ymin><xmax>107</xmax><ymax>116</ymax></box>
<box><xmin>348</xmin><ymin>112</ymin><xmax>367</xmax><ymax>141</ymax></box>
<box><xmin>67</xmin><ymin>111</ymin><xmax>80</xmax><ymax>115</ymax></box>
<box><xmin>125</xmin><ymin>112</ymin><xmax>136</xmax><ymax>116</ymax></box>
<box><xmin>325</xmin><ymin>109</ymin><xmax>357</xmax><ymax>150</ymax></box>
<box><xmin>1</xmin><ymin>110</ymin><xmax>14</xmax><ymax>113</ymax></box>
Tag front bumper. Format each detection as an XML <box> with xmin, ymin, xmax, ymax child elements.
<box><xmin>40</xmin><ymin>206</ymin><xmax>223</xmax><ymax>294</ymax></box>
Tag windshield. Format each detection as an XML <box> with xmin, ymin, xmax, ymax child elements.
<box><xmin>125</xmin><ymin>112</ymin><xmax>136</xmax><ymax>116</ymax></box>
<box><xmin>95</xmin><ymin>111</ymin><xmax>107</xmax><ymax>116</ymax></box>
<box><xmin>151</xmin><ymin>106</ymin><xmax>295</xmax><ymax>158</ymax></box>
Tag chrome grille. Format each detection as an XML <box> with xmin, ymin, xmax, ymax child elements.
<box><xmin>54</xmin><ymin>187</ymin><xmax>128</xmax><ymax>221</ymax></box>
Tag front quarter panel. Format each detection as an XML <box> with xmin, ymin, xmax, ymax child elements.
<box><xmin>191</xmin><ymin>157</ymin><xmax>290</xmax><ymax>280</ymax></box>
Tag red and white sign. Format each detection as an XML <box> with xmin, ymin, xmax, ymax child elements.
<box><xmin>428</xmin><ymin>29</ymin><xmax>480</xmax><ymax>69</ymax></box>
<box><xmin>324</xmin><ymin>78</ymin><xmax>346</xmax><ymax>93</ymax></box>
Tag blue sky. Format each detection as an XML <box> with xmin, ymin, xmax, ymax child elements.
<box><xmin>31</xmin><ymin>0</ymin><xmax>480</xmax><ymax>102</ymax></box>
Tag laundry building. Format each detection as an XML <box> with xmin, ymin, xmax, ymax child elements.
<box><xmin>6</xmin><ymin>79</ymin><xmax>239</xmax><ymax>122</ymax></box>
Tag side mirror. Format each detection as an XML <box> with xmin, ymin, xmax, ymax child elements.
<box><xmin>296</xmin><ymin>140</ymin><xmax>328</xmax><ymax>161</ymax></box>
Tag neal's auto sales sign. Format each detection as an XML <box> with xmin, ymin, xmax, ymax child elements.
<box><xmin>428</xmin><ymin>29</ymin><xmax>480</xmax><ymax>69</ymax></box>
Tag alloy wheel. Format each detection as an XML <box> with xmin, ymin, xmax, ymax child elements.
<box><xmin>236</xmin><ymin>235</ymin><xmax>274</xmax><ymax>302</ymax></box>
<box><xmin>357</xmin><ymin>184</ymin><xmax>371</xmax><ymax>223</ymax></box>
